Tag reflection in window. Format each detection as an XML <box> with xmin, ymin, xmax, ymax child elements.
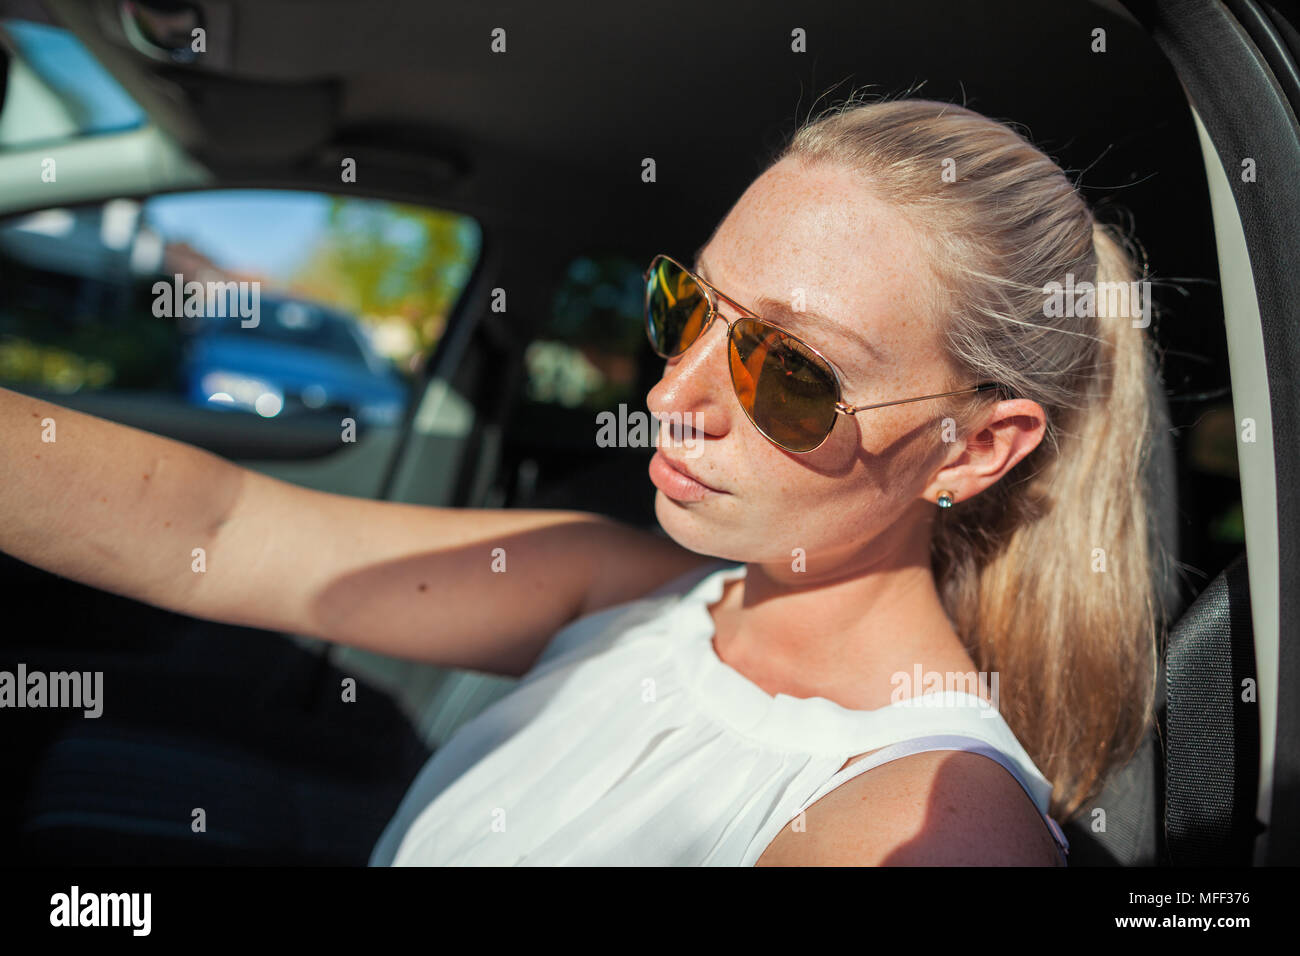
<box><xmin>525</xmin><ymin>255</ymin><xmax>645</xmax><ymax>409</ymax></box>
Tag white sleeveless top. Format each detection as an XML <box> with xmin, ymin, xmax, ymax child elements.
<box><xmin>370</xmin><ymin>560</ymin><xmax>1070</xmax><ymax>866</ymax></box>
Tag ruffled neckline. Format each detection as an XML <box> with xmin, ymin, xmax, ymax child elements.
<box><xmin>668</xmin><ymin>561</ymin><xmax>1006</xmax><ymax>754</ymax></box>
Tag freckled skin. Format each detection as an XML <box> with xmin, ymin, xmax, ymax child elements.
<box><xmin>645</xmin><ymin>156</ymin><xmax>1047</xmax><ymax>708</ymax></box>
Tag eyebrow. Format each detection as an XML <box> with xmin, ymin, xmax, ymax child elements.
<box><xmin>693</xmin><ymin>252</ymin><xmax>885</xmax><ymax>364</ymax></box>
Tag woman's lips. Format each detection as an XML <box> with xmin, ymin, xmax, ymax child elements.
<box><xmin>649</xmin><ymin>450</ymin><xmax>725</xmax><ymax>502</ymax></box>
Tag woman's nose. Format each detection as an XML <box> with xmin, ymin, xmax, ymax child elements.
<box><xmin>645</xmin><ymin>314</ymin><xmax>732</xmax><ymax>433</ymax></box>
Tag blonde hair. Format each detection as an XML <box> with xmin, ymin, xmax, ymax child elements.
<box><xmin>778</xmin><ymin>95</ymin><xmax>1163</xmax><ymax>822</ymax></box>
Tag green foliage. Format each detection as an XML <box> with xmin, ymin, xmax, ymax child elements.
<box><xmin>0</xmin><ymin>299</ymin><xmax>181</xmax><ymax>392</ymax></box>
<box><xmin>290</xmin><ymin>198</ymin><xmax>481</xmax><ymax>356</ymax></box>
<box><xmin>1209</xmin><ymin>501</ymin><xmax>1246</xmax><ymax>544</ymax></box>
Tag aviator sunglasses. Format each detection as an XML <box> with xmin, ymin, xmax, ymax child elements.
<box><xmin>643</xmin><ymin>254</ymin><xmax>1008</xmax><ymax>453</ymax></box>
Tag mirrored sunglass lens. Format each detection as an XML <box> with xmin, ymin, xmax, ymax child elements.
<box><xmin>729</xmin><ymin>318</ymin><xmax>838</xmax><ymax>451</ymax></box>
<box><xmin>645</xmin><ymin>258</ymin><xmax>709</xmax><ymax>357</ymax></box>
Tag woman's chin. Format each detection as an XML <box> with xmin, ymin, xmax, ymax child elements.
<box><xmin>654</xmin><ymin>492</ymin><xmax>739</xmax><ymax>559</ymax></box>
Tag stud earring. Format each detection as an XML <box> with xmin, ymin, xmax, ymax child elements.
<box><xmin>936</xmin><ymin>490</ymin><xmax>956</xmax><ymax>509</ymax></box>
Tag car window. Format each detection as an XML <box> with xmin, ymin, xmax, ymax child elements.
<box><xmin>0</xmin><ymin>190</ymin><xmax>481</xmax><ymax>430</ymax></box>
<box><xmin>201</xmin><ymin>299</ymin><xmax>367</xmax><ymax>363</ymax></box>
<box><xmin>496</xmin><ymin>253</ymin><xmax>660</xmax><ymax>526</ymax></box>
<box><xmin>0</xmin><ymin>19</ymin><xmax>147</xmax><ymax>148</ymax></box>
<box><xmin>523</xmin><ymin>253</ymin><xmax>645</xmax><ymax>411</ymax></box>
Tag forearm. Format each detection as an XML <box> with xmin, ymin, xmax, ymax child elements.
<box><xmin>0</xmin><ymin>385</ymin><xmax>244</xmax><ymax>615</ymax></box>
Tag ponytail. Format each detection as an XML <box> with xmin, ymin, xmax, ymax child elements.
<box><xmin>935</xmin><ymin>223</ymin><xmax>1160</xmax><ymax>822</ymax></box>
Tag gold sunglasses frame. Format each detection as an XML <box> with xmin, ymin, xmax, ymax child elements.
<box><xmin>643</xmin><ymin>253</ymin><xmax>1008</xmax><ymax>453</ymax></box>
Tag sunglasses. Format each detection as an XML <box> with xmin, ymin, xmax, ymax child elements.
<box><xmin>643</xmin><ymin>254</ymin><xmax>1008</xmax><ymax>453</ymax></box>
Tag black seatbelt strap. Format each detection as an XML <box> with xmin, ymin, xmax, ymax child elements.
<box><xmin>1164</xmin><ymin>550</ymin><xmax>1259</xmax><ymax>864</ymax></box>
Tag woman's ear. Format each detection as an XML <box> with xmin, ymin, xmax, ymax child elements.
<box><xmin>924</xmin><ymin>399</ymin><xmax>1046</xmax><ymax>503</ymax></box>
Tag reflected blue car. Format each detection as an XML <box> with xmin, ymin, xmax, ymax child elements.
<box><xmin>180</xmin><ymin>295</ymin><xmax>409</xmax><ymax>426</ymax></box>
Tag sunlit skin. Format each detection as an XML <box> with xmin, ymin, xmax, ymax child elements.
<box><xmin>646</xmin><ymin>156</ymin><xmax>1049</xmax><ymax>716</ymax></box>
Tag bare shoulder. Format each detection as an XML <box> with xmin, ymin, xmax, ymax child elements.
<box><xmin>755</xmin><ymin>749</ymin><xmax>1064</xmax><ymax>866</ymax></box>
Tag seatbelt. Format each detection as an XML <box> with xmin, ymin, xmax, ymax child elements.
<box><xmin>1164</xmin><ymin>549</ymin><xmax>1260</xmax><ymax>864</ymax></box>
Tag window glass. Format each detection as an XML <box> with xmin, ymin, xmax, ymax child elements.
<box><xmin>0</xmin><ymin>190</ymin><xmax>481</xmax><ymax>427</ymax></box>
<box><xmin>524</xmin><ymin>254</ymin><xmax>646</xmax><ymax>410</ymax></box>
<box><xmin>0</xmin><ymin>19</ymin><xmax>148</xmax><ymax>148</ymax></box>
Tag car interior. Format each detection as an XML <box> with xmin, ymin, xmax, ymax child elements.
<box><xmin>0</xmin><ymin>0</ymin><xmax>1295</xmax><ymax>866</ymax></box>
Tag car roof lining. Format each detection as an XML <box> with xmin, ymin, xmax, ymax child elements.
<box><xmin>26</xmin><ymin>0</ymin><xmax>1184</xmax><ymax>239</ymax></box>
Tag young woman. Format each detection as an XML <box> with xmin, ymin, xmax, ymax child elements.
<box><xmin>0</xmin><ymin>96</ymin><xmax>1162</xmax><ymax>866</ymax></box>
